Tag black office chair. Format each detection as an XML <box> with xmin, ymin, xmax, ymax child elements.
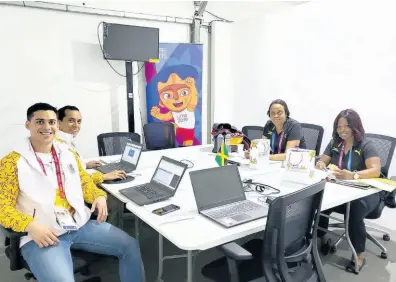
<box><xmin>202</xmin><ymin>180</ymin><xmax>326</xmax><ymax>282</ymax></box>
<box><xmin>326</xmin><ymin>133</ymin><xmax>396</xmax><ymax>259</ymax></box>
<box><xmin>1</xmin><ymin>227</ymin><xmax>102</xmax><ymax>281</ymax></box>
<box><xmin>143</xmin><ymin>122</ymin><xmax>175</xmax><ymax>151</ymax></box>
<box><xmin>300</xmin><ymin>123</ymin><xmax>324</xmax><ymax>156</ymax></box>
<box><xmin>365</xmin><ymin>133</ymin><xmax>396</xmax><ymax>207</ymax></box>
<box><xmin>241</xmin><ymin>126</ymin><xmax>264</xmax><ymax>141</ymax></box>
<box><xmin>365</xmin><ymin>133</ymin><xmax>396</xmax><ymax>178</ymax></box>
<box><xmin>97</xmin><ymin>132</ymin><xmax>141</xmax><ymax>156</ymax></box>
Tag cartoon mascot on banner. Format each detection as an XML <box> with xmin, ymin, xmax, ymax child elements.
<box><xmin>149</xmin><ymin>65</ymin><xmax>199</xmax><ymax>146</ymax></box>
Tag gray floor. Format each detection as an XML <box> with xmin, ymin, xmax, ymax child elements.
<box><xmin>1</xmin><ymin>218</ymin><xmax>396</xmax><ymax>282</ymax></box>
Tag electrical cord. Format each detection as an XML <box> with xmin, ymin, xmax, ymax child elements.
<box><xmin>97</xmin><ymin>21</ymin><xmax>126</xmax><ymax>77</ymax></box>
<box><xmin>242</xmin><ymin>179</ymin><xmax>280</xmax><ymax>195</ymax></box>
<box><xmin>180</xmin><ymin>159</ymin><xmax>194</xmax><ymax>168</ymax></box>
<box><xmin>97</xmin><ymin>22</ymin><xmax>146</xmax><ymax>77</ymax></box>
<box><xmin>134</xmin><ymin>63</ymin><xmax>145</xmax><ymax>75</ymax></box>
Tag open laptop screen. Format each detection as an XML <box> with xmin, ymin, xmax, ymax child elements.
<box><xmin>190</xmin><ymin>165</ymin><xmax>246</xmax><ymax>211</ymax></box>
<box><xmin>121</xmin><ymin>142</ymin><xmax>142</xmax><ymax>165</ymax></box>
<box><xmin>152</xmin><ymin>159</ymin><xmax>185</xmax><ymax>190</ymax></box>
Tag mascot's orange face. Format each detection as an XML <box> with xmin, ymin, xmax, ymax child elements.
<box><xmin>157</xmin><ymin>73</ymin><xmax>197</xmax><ymax>112</ymax></box>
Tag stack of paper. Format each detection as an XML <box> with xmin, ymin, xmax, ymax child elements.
<box><xmin>359</xmin><ymin>178</ymin><xmax>396</xmax><ymax>192</ymax></box>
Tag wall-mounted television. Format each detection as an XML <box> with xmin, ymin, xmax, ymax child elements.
<box><xmin>103</xmin><ymin>22</ymin><xmax>159</xmax><ymax>62</ymax></box>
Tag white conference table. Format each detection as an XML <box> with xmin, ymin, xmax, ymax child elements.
<box><xmin>92</xmin><ymin>145</ymin><xmax>378</xmax><ymax>282</ymax></box>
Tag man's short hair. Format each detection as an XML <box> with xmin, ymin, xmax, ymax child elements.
<box><xmin>27</xmin><ymin>103</ymin><xmax>58</xmax><ymax>121</ymax></box>
<box><xmin>58</xmin><ymin>105</ymin><xmax>80</xmax><ymax>121</ymax></box>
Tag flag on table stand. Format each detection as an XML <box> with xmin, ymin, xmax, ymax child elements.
<box><xmin>215</xmin><ymin>141</ymin><xmax>229</xmax><ymax>166</ymax></box>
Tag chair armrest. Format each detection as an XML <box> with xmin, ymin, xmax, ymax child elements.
<box><xmin>219</xmin><ymin>242</ymin><xmax>253</xmax><ymax>261</ymax></box>
<box><xmin>0</xmin><ymin>226</ymin><xmax>27</xmax><ymax>238</ymax></box>
<box><xmin>0</xmin><ymin>226</ymin><xmax>26</xmax><ymax>271</ymax></box>
<box><xmin>284</xmin><ymin>241</ymin><xmax>312</xmax><ymax>263</ymax></box>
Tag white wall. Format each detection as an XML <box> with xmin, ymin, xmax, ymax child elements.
<box><xmin>210</xmin><ymin>1</ymin><xmax>302</xmax><ymax>129</ymax></box>
<box><xmin>0</xmin><ymin>1</ymin><xmax>301</xmax><ymax>158</ymax></box>
<box><xmin>228</xmin><ymin>1</ymin><xmax>396</xmax><ymax>176</ymax></box>
<box><xmin>0</xmin><ymin>3</ymin><xmax>194</xmax><ymax>158</ymax></box>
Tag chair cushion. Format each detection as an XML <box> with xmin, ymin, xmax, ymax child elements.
<box><xmin>202</xmin><ymin>238</ymin><xmax>316</xmax><ymax>282</ymax></box>
<box><xmin>366</xmin><ymin>200</ymin><xmax>385</xmax><ymax>219</ymax></box>
<box><xmin>202</xmin><ymin>239</ymin><xmax>264</xmax><ymax>282</ymax></box>
<box><xmin>8</xmin><ymin>248</ymin><xmax>94</xmax><ymax>273</ymax></box>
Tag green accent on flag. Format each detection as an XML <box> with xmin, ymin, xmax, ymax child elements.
<box><xmin>215</xmin><ymin>141</ymin><xmax>229</xmax><ymax>166</ymax></box>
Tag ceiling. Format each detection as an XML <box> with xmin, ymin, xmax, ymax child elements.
<box><xmin>51</xmin><ymin>1</ymin><xmax>308</xmax><ymax>22</ymax></box>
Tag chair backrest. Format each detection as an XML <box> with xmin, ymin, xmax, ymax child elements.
<box><xmin>143</xmin><ymin>123</ymin><xmax>175</xmax><ymax>151</ymax></box>
<box><xmin>300</xmin><ymin>123</ymin><xmax>324</xmax><ymax>156</ymax></box>
<box><xmin>365</xmin><ymin>133</ymin><xmax>396</xmax><ymax>178</ymax></box>
<box><xmin>241</xmin><ymin>126</ymin><xmax>264</xmax><ymax>141</ymax></box>
<box><xmin>262</xmin><ymin>180</ymin><xmax>326</xmax><ymax>282</ymax></box>
<box><xmin>97</xmin><ymin>132</ymin><xmax>141</xmax><ymax>156</ymax></box>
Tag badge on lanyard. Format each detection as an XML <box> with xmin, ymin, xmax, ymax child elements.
<box><xmin>54</xmin><ymin>207</ymin><xmax>77</xmax><ymax>231</ymax></box>
<box><xmin>67</xmin><ymin>164</ymin><xmax>75</xmax><ymax>174</ymax></box>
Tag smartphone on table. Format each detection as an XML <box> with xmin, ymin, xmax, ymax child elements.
<box><xmin>152</xmin><ymin>204</ymin><xmax>180</xmax><ymax>216</ymax></box>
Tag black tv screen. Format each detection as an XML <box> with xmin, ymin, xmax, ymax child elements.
<box><xmin>103</xmin><ymin>22</ymin><xmax>159</xmax><ymax>62</ymax></box>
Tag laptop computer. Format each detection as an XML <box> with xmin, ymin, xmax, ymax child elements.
<box><xmin>96</xmin><ymin>140</ymin><xmax>143</xmax><ymax>174</ymax></box>
<box><xmin>119</xmin><ymin>156</ymin><xmax>188</xmax><ymax>206</ymax></box>
<box><xmin>190</xmin><ymin>165</ymin><xmax>269</xmax><ymax>228</ymax></box>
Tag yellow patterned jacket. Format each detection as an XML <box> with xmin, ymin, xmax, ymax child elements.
<box><xmin>55</xmin><ymin>133</ymin><xmax>104</xmax><ymax>185</ymax></box>
<box><xmin>0</xmin><ymin>138</ymin><xmax>106</xmax><ymax>246</ymax></box>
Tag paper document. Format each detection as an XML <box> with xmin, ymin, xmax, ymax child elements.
<box><xmin>359</xmin><ymin>178</ymin><xmax>396</xmax><ymax>192</ymax></box>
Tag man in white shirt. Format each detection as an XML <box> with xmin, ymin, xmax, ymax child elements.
<box><xmin>57</xmin><ymin>105</ymin><xmax>126</xmax><ymax>182</ymax></box>
<box><xmin>0</xmin><ymin>103</ymin><xmax>143</xmax><ymax>281</ymax></box>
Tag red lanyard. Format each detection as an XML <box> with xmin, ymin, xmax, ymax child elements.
<box><xmin>271</xmin><ymin>131</ymin><xmax>285</xmax><ymax>154</ymax></box>
<box><xmin>34</xmin><ymin>147</ymin><xmax>66</xmax><ymax>199</ymax></box>
<box><xmin>338</xmin><ymin>141</ymin><xmax>353</xmax><ymax>171</ymax></box>
<box><xmin>338</xmin><ymin>142</ymin><xmax>345</xmax><ymax>169</ymax></box>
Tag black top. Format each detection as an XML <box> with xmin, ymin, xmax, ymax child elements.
<box><xmin>323</xmin><ymin>138</ymin><xmax>379</xmax><ymax>172</ymax></box>
<box><xmin>262</xmin><ymin>118</ymin><xmax>306</xmax><ymax>154</ymax></box>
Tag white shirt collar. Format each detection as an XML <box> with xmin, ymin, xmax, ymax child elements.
<box><xmin>56</xmin><ymin>130</ymin><xmax>76</xmax><ymax>148</ymax></box>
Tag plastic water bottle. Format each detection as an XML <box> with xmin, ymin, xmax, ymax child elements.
<box><xmin>216</xmin><ymin>134</ymin><xmax>224</xmax><ymax>152</ymax></box>
<box><xmin>225</xmin><ymin>133</ymin><xmax>232</xmax><ymax>153</ymax></box>
<box><xmin>249</xmin><ymin>140</ymin><xmax>259</xmax><ymax>169</ymax></box>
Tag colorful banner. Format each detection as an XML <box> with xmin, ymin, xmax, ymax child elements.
<box><xmin>145</xmin><ymin>43</ymin><xmax>203</xmax><ymax>146</ymax></box>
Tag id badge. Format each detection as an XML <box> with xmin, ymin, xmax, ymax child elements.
<box><xmin>54</xmin><ymin>207</ymin><xmax>77</xmax><ymax>231</ymax></box>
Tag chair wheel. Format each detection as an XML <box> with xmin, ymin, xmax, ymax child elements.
<box><xmin>80</xmin><ymin>266</ymin><xmax>90</xmax><ymax>276</ymax></box>
<box><xmin>330</xmin><ymin>246</ymin><xmax>337</xmax><ymax>254</ymax></box>
<box><xmin>381</xmin><ymin>252</ymin><xmax>388</xmax><ymax>259</ymax></box>
<box><xmin>383</xmin><ymin>234</ymin><xmax>390</xmax><ymax>241</ymax></box>
<box><xmin>24</xmin><ymin>273</ymin><xmax>35</xmax><ymax>280</ymax></box>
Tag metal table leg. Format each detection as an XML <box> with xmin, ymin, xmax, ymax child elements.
<box><xmin>118</xmin><ymin>202</ymin><xmax>124</xmax><ymax>230</ymax></box>
<box><xmin>344</xmin><ymin>202</ymin><xmax>359</xmax><ymax>273</ymax></box>
<box><xmin>135</xmin><ymin>216</ymin><xmax>140</xmax><ymax>242</ymax></box>
<box><xmin>155</xmin><ymin>233</ymin><xmax>197</xmax><ymax>282</ymax></box>
<box><xmin>187</xmin><ymin>250</ymin><xmax>193</xmax><ymax>282</ymax></box>
<box><xmin>156</xmin><ymin>234</ymin><xmax>164</xmax><ymax>282</ymax></box>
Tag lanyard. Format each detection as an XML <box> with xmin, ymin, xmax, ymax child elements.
<box><xmin>271</xmin><ymin>131</ymin><xmax>285</xmax><ymax>154</ymax></box>
<box><xmin>34</xmin><ymin>147</ymin><xmax>66</xmax><ymax>199</ymax></box>
<box><xmin>338</xmin><ymin>141</ymin><xmax>352</xmax><ymax>171</ymax></box>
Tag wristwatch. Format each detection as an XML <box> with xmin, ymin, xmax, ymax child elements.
<box><xmin>353</xmin><ymin>171</ymin><xmax>360</xmax><ymax>180</ymax></box>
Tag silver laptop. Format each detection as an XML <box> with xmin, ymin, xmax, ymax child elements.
<box><xmin>119</xmin><ymin>156</ymin><xmax>188</xmax><ymax>206</ymax></box>
<box><xmin>96</xmin><ymin>141</ymin><xmax>143</xmax><ymax>174</ymax></box>
<box><xmin>190</xmin><ymin>165</ymin><xmax>268</xmax><ymax>228</ymax></box>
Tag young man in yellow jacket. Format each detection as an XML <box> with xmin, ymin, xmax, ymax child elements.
<box><xmin>0</xmin><ymin>103</ymin><xmax>143</xmax><ymax>282</ymax></box>
<box><xmin>56</xmin><ymin>105</ymin><xmax>126</xmax><ymax>184</ymax></box>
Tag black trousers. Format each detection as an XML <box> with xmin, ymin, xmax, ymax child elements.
<box><xmin>318</xmin><ymin>193</ymin><xmax>380</xmax><ymax>254</ymax></box>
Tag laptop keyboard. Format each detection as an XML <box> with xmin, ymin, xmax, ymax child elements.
<box><xmin>207</xmin><ymin>201</ymin><xmax>258</xmax><ymax>219</ymax></box>
<box><xmin>102</xmin><ymin>163</ymin><xmax>122</xmax><ymax>171</ymax></box>
<box><xmin>135</xmin><ymin>185</ymin><xmax>165</xmax><ymax>200</ymax></box>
